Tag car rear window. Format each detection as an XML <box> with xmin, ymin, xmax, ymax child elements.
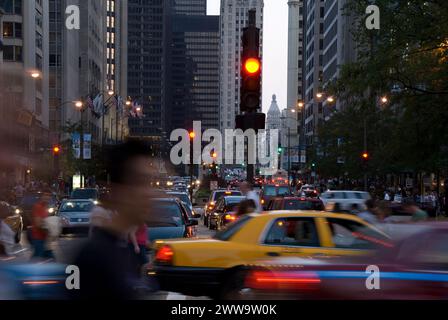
<box><xmin>214</xmin><ymin>215</ymin><xmax>253</xmax><ymax>241</ymax></box>
<box><xmin>147</xmin><ymin>202</ymin><xmax>184</xmax><ymax>227</ymax></box>
<box><xmin>284</xmin><ymin>200</ymin><xmax>324</xmax><ymax>210</ymax></box>
<box><xmin>277</xmin><ymin>186</ymin><xmax>290</xmax><ymax>196</ymax></box>
<box><xmin>213</xmin><ymin>191</ymin><xmax>241</xmax><ymax>201</ymax></box>
<box><xmin>263</xmin><ymin>186</ymin><xmax>277</xmax><ymax>196</ymax></box>
<box><xmin>71</xmin><ymin>189</ymin><xmax>98</xmax><ymax>199</ymax></box>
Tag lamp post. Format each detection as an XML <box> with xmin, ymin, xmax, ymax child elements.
<box><xmin>189</xmin><ymin>131</ymin><xmax>195</xmax><ymax>201</ymax></box>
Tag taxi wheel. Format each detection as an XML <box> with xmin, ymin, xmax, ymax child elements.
<box><xmin>220</xmin><ymin>270</ymin><xmax>247</xmax><ymax>300</ymax></box>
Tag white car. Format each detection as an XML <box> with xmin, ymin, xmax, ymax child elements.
<box><xmin>320</xmin><ymin>190</ymin><xmax>371</xmax><ymax>212</ymax></box>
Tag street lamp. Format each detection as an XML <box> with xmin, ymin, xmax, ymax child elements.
<box><xmin>30</xmin><ymin>71</ymin><xmax>41</xmax><ymax>79</ymax></box>
<box><xmin>75</xmin><ymin>101</ymin><xmax>83</xmax><ymax>109</ymax></box>
<box><xmin>380</xmin><ymin>96</ymin><xmax>388</xmax><ymax>104</ymax></box>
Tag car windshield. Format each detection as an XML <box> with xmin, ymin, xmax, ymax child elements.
<box><xmin>71</xmin><ymin>189</ymin><xmax>98</xmax><ymax>200</ymax></box>
<box><xmin>148</xmin><ymin>202</ymin><xmax>184</xmax><ymax>227</ymax></box>
<box><xmin>60</xmin><ymin>201</ymin><xmax>94</xmax><ymax>213</ymax></box>
<box><xmin>284</xmin><ymin>200</ymin><xmax>324</xmax><ymax>210</ymax></box>
<box><xmin>214</xmin><ymin>215</ymin><xmax>253</xmax><ymax>241</ymax></box>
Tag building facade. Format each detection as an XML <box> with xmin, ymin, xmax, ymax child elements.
<box><xmin>127</xmin><ymin>0</ymin><xmax>167</xmax><ymax>140</ymax></box>
<box><xmin>48</xmin><ymin>0</ymin><xmax>80</xmax><ymax>144</ymax></box>
<box><xmin>321</xmin><ymin>0</ymin><xmax>356</xmax><ymax>119</ymax></box>
<box><xmin>0</xmin><ymin>0</ymin><xmax>50</xmax><ymax>185</ymax></box>
<box><xmin>78</xmin><ymin>0</ymin><xmax>106</xmax><ymax>144</ymax></box>
<box><xmin>302</xmin><ymin>0</ymin><xmax>325</xmax><ymax>146</ymax></box>
<box><xmin>173</xmin><ymin>0</ymin><xmax>206</xmax><ymax>16</ymax></box>
<box><xmin>286</xmin><ymin>0</ymin><xmax>304</xmax><ymax>111</ymax></box>
<box><xmin>219</xmin><ymin>0</ymin><xmax>264</xmax><ymax>131</ymax></box>
<box><xmin>103</xmin><ymin>0</ymin><xmax>128</xmax><ymax>144</ymax></box>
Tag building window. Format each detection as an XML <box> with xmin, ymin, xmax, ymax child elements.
<box><xmin>2</xmin><ymin>22</ymin><xmax>22</xmax><ymax>38</ymax></box>
<box><xmin>3</xmin><ymin>45</ymin><xmax>23</xmax><ymax>62</ymax></box>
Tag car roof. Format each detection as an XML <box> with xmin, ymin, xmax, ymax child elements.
<box><xmin>62</xmin><ymin>199</ymin><xmax>93</xmax><ymax>202</ymax></box>
<box><xmin>249</xmin><ymin>210</ymin><xmax>367</xmax><ymax>221</ymax></box>
<box><xmin>280</xmin><ymin>197</ymin><xmax>322</xmax><ymax>201</ymax></box>
<box><xmin>153</xmin><ymin>198</ymin><xmax>180</xmax><ymax>202</ymax></box>
<box><xmin>324</xmin><ymin>190</ymin><xmax>367</xmax><ymax>193</ymax></box>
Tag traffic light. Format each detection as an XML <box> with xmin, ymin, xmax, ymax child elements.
<box><xmin>240</xmin><ymin>10</ymin><xmax>261</xmax><ymax>113</ymax></box>
<box><xmin>362</xmin><ymin>152</ymin><xmax>369</xmax><ymax>160</ymax></box>
<box><xmin>311</xmin><ymin>163</ymin><xmax>316</xmax><ymax>169</ymax></box>
<box><xmin>278</xmin><ymin>147</ymin><xmax>283</xmax><ymax>154</ymax></box>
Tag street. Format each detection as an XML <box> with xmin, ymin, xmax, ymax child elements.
<box><xmin>11</xmin><ymin>211</ymin><xmax>215</xmax><ymax>300</ymax></box>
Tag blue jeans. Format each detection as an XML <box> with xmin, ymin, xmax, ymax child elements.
<box><xmin>31</xmin><ymin>239</ymin><xmax>54</xmax><ymax>259</ymax></box>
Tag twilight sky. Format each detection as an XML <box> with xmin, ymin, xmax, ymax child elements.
<box><xmin>207</xmin><ymin>0</ymin><xmax>289</xmax><ymax>113</ymax></box>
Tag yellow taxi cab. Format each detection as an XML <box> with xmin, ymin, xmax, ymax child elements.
<box><xmin>150</xmin><ymin>211</ymin><xmax>391</xmax><ymax>298</ymax></box>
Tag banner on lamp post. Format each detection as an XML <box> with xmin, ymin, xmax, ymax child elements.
<box><xmin>83</xmin><ymin>134</ymin><xmax>92</xmax><ymax>160</ymax></box>
<box><xmin>72</xmin><ymin>133</ymin><xmax>81</xmax><ymax>159</ymax></box>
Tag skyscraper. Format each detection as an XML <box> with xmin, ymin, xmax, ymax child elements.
<box><xmin>0</xmin><ymin>0</ymin><xmax>50</xmax><ymax>184</ymax></box>
<box><xmin>48</xmin><ymin>0</ymin><xmax>80</xmax><ymax>143</ymax></box>
<box><xmin>127</xmin><ymin>0</ymin><xmax>167</xmax><ymax>139</ymax></box>
<box><xmin>102</xmin><ymin>0</ymin><xmax>128</xmax><ymax>144</ymax></box>
<box><xmin>78</xmin><ymin>0</ymin><xmax>106</xmax><ymax>143</ymax></box>
<box><xmin>302</xmin><ymin>0</ymin><xmax>325</xmax><ymax>146</ymax></box>
<box><xmin>219</xmin><ymin>0</ymin><xmax>264</xmax><ymax>131</ymax></box>
<box><xmin>286</xmin><ymin>0</ymin><xmax>304</xmax><ymax>111</ymax></box>
<box><xmin>165</xmin><ymin>14</ymin><xmax>220</xmax><ymax>133</ymax></box>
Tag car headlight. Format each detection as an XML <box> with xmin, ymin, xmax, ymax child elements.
<box><xmin>61</xmin><ymin>216</ymin><xmax>70</xmax><ymax>225</ymax></box>
<box><xmin>15</xmin><ymin>208</ymin><xmax>21</xmax><ymax>215</ymax></box>
<box><xmin>48</xmin><ymin>207</ymin><xmax>55</xmax><ymax>214</ymax></box>
<box><xmin>93</xmin><ymin>200</ymin><xmax>99</xmax><ymax>205</ymax></box>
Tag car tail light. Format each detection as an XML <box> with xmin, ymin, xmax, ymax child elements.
<box><xmin>155</xmin><ymin>245</ymin><xmax>174</xmax><ymax>264</ymax></box>
<box><xmin>245</xmin><ymin>270</ymin><xmax>321</xmax><ymax>291</ymax></box>
<box><xmin>225</xmin><ymin>214</ymin><xmax>236</xmax><ymax>222</ymax></box>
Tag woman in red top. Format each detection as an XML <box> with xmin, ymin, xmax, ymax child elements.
<box><xmin>129</xmin><ymin>223</ymin><xmax>149</xmax><ymax>275</ymax></box>
<box><xmin>30</xmin><ymin>194</ymin><xmax>54</xmax><ymax>260</ymax></box>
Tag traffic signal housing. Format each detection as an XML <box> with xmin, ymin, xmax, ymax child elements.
<box><xmin>240</xmin><ymin>10</ymin><xmax>261</xmax><ymax>113</ymax></box>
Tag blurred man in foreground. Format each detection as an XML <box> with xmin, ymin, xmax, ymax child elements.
<box><xmin>71</xmin><ymin>140</ymin><xmax>152</xmax><ymax>299</ymax></box>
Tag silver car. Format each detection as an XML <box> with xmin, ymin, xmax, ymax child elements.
<box><xmin>58</xmin><ymin>199</ymin><xmax>95</xmax><ymax>234</ymax></box>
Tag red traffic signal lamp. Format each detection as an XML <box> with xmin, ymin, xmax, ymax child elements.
<box><xmin>244</xmin><ymin>58</ymin><xmax>261</xmax><ymax>75</ymax></box>
<box><xmin>53</xmin><ymin>146</ymin><xmax>61</xmax><ymax>155</ymax></box>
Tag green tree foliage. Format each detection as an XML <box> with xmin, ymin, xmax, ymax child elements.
<box><xmin>316</xmin><ymin>0</ymin><xmax>448</xmax><ymax>178</ymax></box>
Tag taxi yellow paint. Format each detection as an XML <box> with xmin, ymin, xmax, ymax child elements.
<box><xmin>153</xmin><ymin>211</ymin><xmax>389</xmax><ymax>269</ymax></box>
